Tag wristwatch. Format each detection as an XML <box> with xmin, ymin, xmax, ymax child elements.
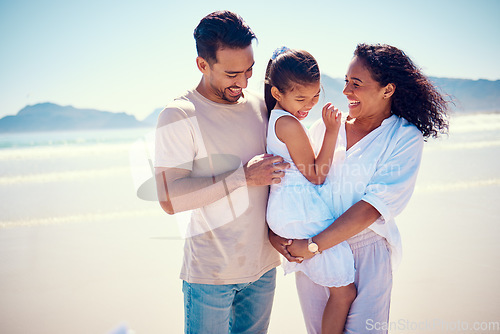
<box><xmin>308</xmin><ymin>238</ymin><xmax>320</xmax><ymax>255</ymax></box>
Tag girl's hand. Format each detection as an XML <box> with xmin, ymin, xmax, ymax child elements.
<box><xmin>268</xmin><ymin>229</ymin><xmax>304</xmax><ymax>263</ymax></box>
<box><xmin>287</xmin><ymin>239</ymin><xmax>315</xmax><ymax>261</ymax></box>
<box><xmin>322</xmin><ymin>102</ymin><xmax>341</xmax><ymax>133</ymax></box>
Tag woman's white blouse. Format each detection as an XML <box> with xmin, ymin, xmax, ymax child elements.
<box><xmin>309</xmin><ymin>114</ymin><xmax>424</xmax><ymax>270</ymax></box>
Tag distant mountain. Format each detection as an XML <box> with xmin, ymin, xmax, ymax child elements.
<box><xmin>142</xmin><ymin>76</ymin><xmax>500</xmax><ymax>127</ymax></box>
<box><xmin>429</xmin><ymin>77</ymin><xmax>500</xmax><ymax>113</ymax></box>
<box><xmin>301</xmin><ymin>75</ymin><xmax>500</xmax><ymax>124</ymax></box>
<box><xmin>142</xmin><ymin>107</ymin><xmax>163</xmax><ymax>126</ymax></box>
<box><xmin>2</xmin><ymin>76</ymin><xmax>498</xmax><ymax>133</ymax></box>
<box><xmin>321</xmin><ymin>75</ymin><xmax>349</xmax><ymax>111</ymax></box>
<box><xmin>0</xmin><ymin>103</ymin><xmax>144</xmax><ymax>133</ymax></box>
<box><xmin>320</xmin><ymin>75</ymin><xmax>500</xmax><ymax>114</ymax></box>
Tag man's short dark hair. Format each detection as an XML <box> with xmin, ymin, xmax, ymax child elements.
<box><xmin>194</xmin><ymin>10</ymin><xmax>256</xmax><ymax>65</ymax></box>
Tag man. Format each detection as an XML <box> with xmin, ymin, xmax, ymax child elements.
<box><xmin>154</xmin><ymin>10</ymin><xmax>288</xmax><ymax>334</ymax></box>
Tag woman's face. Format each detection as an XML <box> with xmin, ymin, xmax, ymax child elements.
<box><xmin>343</xmin><ymin>56</ymin><xmax>388</xmax><ymax>120</ymax></box>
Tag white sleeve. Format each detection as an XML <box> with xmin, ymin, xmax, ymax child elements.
<box><xmin>154</xmin><ymin>106</ymin><xmax>206</xmax><ymax>170</ymax></box>
<box><xmin>362</xmin><ymin>128</ymin><xmax>424</xmax><ymax>223</ymax></box>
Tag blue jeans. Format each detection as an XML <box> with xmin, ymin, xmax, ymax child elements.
<box><xmin>182</xmin><ymin>268</ymin><xmax>277</xmax><ymax>334</ymax></box>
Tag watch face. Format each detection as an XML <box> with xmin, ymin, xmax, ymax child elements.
<box><xmin>308</xmin><ymin>242</ymin><xmax>319</xmax><ymax>253</ymax></box>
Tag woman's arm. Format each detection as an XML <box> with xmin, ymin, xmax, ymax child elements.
<box><xmin>287</xmin><ymin>200</ymin><xmax>381</xmax><ymax>259</ymax></box>
<box><xmin>287</xmin><ymin>122</ymin><xmax>425</xmax><ymax>258</ymax></box>
<box><xmin>275</xmin><ymin>103</ymin><xmax>340</xmax><ymax>185</ymax></box>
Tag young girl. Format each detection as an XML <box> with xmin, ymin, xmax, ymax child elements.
<box><xmin>265</xmin><ymin>47</ymin><xmax>356</xmax><ymax>334</ymax></box>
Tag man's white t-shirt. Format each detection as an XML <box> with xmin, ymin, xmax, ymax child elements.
<box><xmin>155</xmin><ymin>88</ymin><xmax>280</xmax><ymax>284</ymax></box>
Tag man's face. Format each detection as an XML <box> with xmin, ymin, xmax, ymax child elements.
<box><xmin>198</xmin><ymin>45</ymin><xmax>254</xmax><ymax>104</ymax></box>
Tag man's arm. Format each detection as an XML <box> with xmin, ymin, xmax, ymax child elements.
<box><xmin>155</xmin><ymin>154</ymin><xmax>289</xmax><ymax>215</ymax></box>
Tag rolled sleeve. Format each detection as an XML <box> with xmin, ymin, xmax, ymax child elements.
<box><xmin>362</xmin><ymin>128</ymin><xmax>424</xmax><ymax>223</ymax></box>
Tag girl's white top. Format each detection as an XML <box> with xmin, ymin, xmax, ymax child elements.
<box><xmin>266</xmin><ymin>109</ymin><xmax>355</xmax><ymax>287</ymax></box>
<box><xmin>267</xmin><ymin>109</ymin><xmax>335</xmax><ymax>237</ymax></box>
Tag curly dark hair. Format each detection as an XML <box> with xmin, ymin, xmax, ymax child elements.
<box><xmin>354</xmin><ymin>43</ymin><xmax>449</xmax><ymax>138</ymax></box>
<box><xmin>193</xmin><ymin>11</ymin><xmax>256</xmax><ymax>65</ymax></box>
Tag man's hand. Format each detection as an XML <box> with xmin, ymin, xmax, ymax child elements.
<box><xmin>244</xmin><ymin>154</ymin><xmax>290</xmax><ymax>186</ymax></box>
<box><xmin>268</xmin><ymin>229</ymin><xmax>303</xmax><ymax>263</ymax></box>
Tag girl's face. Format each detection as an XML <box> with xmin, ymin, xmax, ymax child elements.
<box><xmin>343</xmin><ymin>56</ymin><xmax>389</xmax><ymax>120</ymax></box>
<box><xmin>274</xmin><ymin>82</ymin><xmax>321</xmax><ymax>121</ymax></box>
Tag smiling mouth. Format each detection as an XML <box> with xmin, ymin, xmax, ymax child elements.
<box><xmin>348</xmin><ymin>100</ymin><xmax>360</xmax><ymax>107</ymax></box>
<box><xmin>297</xmin><ymin>110</ymin><xmax>309</xmax><ymax>118</ymax></box>
<box><xmin>227</xmin><ymin>87</ymin><xmax>242</xmax><ymax>97</ymax></box>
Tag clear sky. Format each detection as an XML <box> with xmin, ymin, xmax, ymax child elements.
<box><xmin>1</xmin><ymin>0</ymin><xmax>499</xmax><ymax>120</ymax></box>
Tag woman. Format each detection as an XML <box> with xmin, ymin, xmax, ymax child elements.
<box><xmin>269</xmin><ymin>43</ymin><xmax>449</xmax><ymax>333</ymax></box>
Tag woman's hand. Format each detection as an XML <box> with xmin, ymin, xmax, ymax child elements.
<box><xmin>322</xmin><ymin>103</ymin><xmax>342</xmax><ymax>133</ymax></box>
<box><xmin>268</xmin><ymin>229</ymin><xmax>303</xmax><ymax>263</ymax></box>
<box><xmin>287</xmin><ymin>238</ymin><xmax>315</xmax><ymax>261</ymax></box>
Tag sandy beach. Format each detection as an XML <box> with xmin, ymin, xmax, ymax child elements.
<box><xmin>0</xmin><ymin>113</ymin><xmax>499</xmax><ymax>333</ymax></box>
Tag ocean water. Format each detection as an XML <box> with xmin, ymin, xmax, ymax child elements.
<box><xmin>0</xmin><ymin>126</ymin><xmax>167</xmax><ymax>229</ymax></box>
<box><xmin>0</xmin><ymin>128</ymin><xmax>151</xmax><ymax>149</ymax></box>
<box><xmin>415</xmin><ymin>113</ymin><xmax>500</xmax><ymax>190</ymax></box>
<box><xmin>1</xmin><ymin>113</ymin><xmax>500</xmax><ymax>227</ymax></box>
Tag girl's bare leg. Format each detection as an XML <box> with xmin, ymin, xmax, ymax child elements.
<box><xmin>322</xmin><ymin>283</ymin><xmax>356</xmax><ymax>334</ymax></box>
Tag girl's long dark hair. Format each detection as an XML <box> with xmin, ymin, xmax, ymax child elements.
<box><xmin>354</xmin><ymin>43</ymin><xmax>449</xmax><ymax>138</ymax></box>
<box><xmin>264</xmin><ymin>49</ymin><xmax>320</xmax><ymax>116</ymax></box>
